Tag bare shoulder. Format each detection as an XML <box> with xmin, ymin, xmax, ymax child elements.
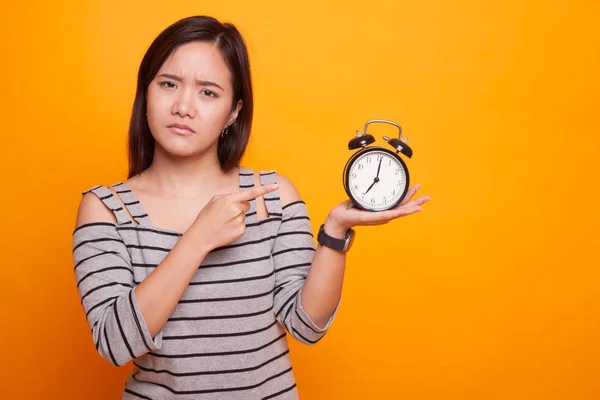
<box><xmin>276</xmin><ymin>173</ymin><xmax>302</xmax><ymax>207</ymax></box>
<box><xmin>75</xmin><ymin>191</ymin><xmax>117</xmax><ymax>229</ymax></box>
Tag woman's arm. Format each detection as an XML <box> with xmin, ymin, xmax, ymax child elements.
<box><xmin>275</xmin><ymin>175</ymin><xmax>345</xmax><ymax>329</ymax></box>
<box><xmin>74</xmin><ymin>192</ymin><xmax>211</xmax><ymax>360</ymax></box>
<box><xmin>74</xmin><ymin>183</ymin><xmax>278</xmax><ymax>365</ymax></box>
<box><xmin>276</xmin><ymin>174</ymin><xmax>430</xmax><ymax>329</ymax></box>
<box><xmin>296</xmin><ymin>218</ymin><xmax>348</xmax><ymax>328</ymax></box>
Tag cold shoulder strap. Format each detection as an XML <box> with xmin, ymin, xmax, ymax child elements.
<box><xmin>109</xmin><ymin>182</ymin><xmax>153</xmax><ymax>227</ymax></box>
<box><xmin>239</xmin><ymin>166</ymin><xmax>258</xmax><ymax>224</ymax></box>
<box><xmin>83</xmin><ymin>185</ymin><xmax>133</xmax><ymax>225</ymax></box>
<box><xmin>259</xmin><ymin>170</ymin><xmax>282</xmax><ymax>218</ymax></box>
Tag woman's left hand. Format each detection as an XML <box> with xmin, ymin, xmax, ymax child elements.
<box><xmin>324</xmin><ymin>184</ymin><xmax>431</xmax><ymax>236</ymax></box>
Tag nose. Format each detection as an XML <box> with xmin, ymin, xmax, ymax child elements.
<box><xmin>171</xmin><ymin>87</ymin><xmax>196</xmax><ymax>118</ymax></box>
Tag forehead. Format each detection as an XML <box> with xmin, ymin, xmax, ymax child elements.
<box><xmin>158</xmin><ymin>41</ymin><xmax>232</xmax><ymax>87</ymax></box>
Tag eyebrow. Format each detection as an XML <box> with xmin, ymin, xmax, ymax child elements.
<box><xmin>157</xmin><ymin>73</ymin><xmax>224</xmax><ymax>91</ymax></box>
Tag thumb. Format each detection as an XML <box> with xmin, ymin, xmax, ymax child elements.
<box><xmin>343</xmin><ymin>199</ymin><xmax>354</xmax><ymax>210</ymax></box>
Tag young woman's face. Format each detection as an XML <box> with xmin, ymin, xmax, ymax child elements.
<box><xmin>146</xmin><ymin>41</ymin><xmax>241</xmax><ymax>159</ymax></box>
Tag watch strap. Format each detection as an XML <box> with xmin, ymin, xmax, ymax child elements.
<box><xmin>317</xmin><ymin>224</ymin><xmax>354</xmax><ymax>252</ymax></box>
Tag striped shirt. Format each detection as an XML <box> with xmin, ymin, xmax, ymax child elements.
<box><xmin>72</xmin><ymin>167</ymin><xmax>339</xmax><ymax>399</ymax></box>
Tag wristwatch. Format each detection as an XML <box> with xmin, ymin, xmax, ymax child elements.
<box><xmin>317</xmin><ymin>224</ymin><xmax>355</xmax><ymax>252</ymax></box>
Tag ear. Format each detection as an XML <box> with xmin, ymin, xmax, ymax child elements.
<box><xmin>227</xmin><ymin>99</ymin><xmax>243</xmax><ymax>126</ymax></box>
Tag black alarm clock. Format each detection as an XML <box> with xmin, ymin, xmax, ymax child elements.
<box><xmin>342</xmin><ymin>119</ymin><xmax>413</xmax><ymax>211</ymax></box>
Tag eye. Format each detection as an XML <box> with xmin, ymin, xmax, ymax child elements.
<box><xmin>201</xmin><ymin>90</ymin><xmax>217</xmax><ymax>98</ymax></box>
<box><xmin>159</xmin><ymin>81</ymin><xmax>177</xmax><ymax>89</ymax></box>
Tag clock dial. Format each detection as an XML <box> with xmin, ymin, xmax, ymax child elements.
<box><xmin>347</xmin><ymin>150</ymin><xmax>407</xmax><ymax>211</ymax></box>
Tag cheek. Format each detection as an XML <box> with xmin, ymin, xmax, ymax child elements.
<box><xmin>146</xmin><ymin>90</ymin><xmax>175</xmax><ymax>138</ymax></box>
<box><xmin>146</xmin><ymin>87</ymin><xmax>169</xmax><ymax>116</ymax></box>
<box><xmin>202</xmin><ymin>99</ymin><xmax>232</xmax><ymax>120</ymax></box>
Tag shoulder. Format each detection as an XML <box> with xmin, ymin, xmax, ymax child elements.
<box><xmin>275</xmin><ymin>173</ymin><xmax>302</xmax><ymax>208</ymax></box>
<box><xmin>74</xmin><ymin>187</ymin><xmax>118</xmax><ymax>230</ymax></box>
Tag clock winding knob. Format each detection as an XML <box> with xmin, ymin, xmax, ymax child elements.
<box><xmin>383</xmin><ymin>136</ymin><xmax>413</xmax><ymax>158</ymax></box>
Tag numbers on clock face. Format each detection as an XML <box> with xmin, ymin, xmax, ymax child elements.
<box><xmin>347</xmin><ymin>150</ymin><xmax>407</xmax><ymax>211</ymax></box>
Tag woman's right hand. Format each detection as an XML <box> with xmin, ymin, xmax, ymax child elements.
<box><xmin>188</xmin><ymin>183</ymin><xmax>279</xmax><ymax>252</ymax></box>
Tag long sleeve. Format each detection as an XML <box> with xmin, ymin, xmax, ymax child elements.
<box><xmin>271</xmin><ymin>200</ymin><xmax>341</xmax><ymax>345</ymax></box>
<box><xmin>72</xmin><ymin>222</ymin><xmax>162</xmax><ymax>366</ymax></box>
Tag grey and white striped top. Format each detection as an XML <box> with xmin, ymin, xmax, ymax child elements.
<box><xmin>72</xmin><ymin>167</ymin><xmax>339</xmax><ymax>399</ymax></box>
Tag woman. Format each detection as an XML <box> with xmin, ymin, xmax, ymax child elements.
<box><xmin>72</xmin><ymin>15</ymin><xmax>430</xmax><ymax>399</ymax></box>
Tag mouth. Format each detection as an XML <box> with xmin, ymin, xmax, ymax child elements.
<box><xmin>167</xmin><ymin>123</ymin><xmax>196</xmax><ymax>135</ymax></box>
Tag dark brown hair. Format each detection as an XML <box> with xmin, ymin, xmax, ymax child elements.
<box><xmin>127</xmin><ymin>16</ymin><xmax>254</xmax><ymax>178</ymax></box>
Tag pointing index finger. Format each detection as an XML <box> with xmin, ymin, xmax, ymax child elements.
<box><xmin>233</xmin><ymin>183</ymin><xmax>279</xmax><ymax>202</ymax></box>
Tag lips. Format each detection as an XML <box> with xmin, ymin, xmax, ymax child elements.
<box><xmin>167</xmin><ymin>123</ymin><xmax>195</xmax><ymax>134</ymax></box>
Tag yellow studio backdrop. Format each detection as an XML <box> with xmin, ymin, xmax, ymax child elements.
<box><xmin>1</xmin><ymin>0</ymin><xmax>599</xmax><ymax>399</ymax></box>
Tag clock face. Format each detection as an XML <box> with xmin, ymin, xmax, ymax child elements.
<box><xmin>347</xmin><ymin>149</ymin><xmax>408</xmax><ymax>211</ymax></box>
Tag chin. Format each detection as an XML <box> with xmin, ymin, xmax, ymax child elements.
<box><xmin>156</xmin><ymin>136</ymin><xmax>215</xmax><ymax>159</ymax></box>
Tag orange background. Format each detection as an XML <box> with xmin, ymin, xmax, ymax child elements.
<box><xmin>1</xmin><ymin>1</ymin><xmax>599</xmax><ymax>399</ymax></box>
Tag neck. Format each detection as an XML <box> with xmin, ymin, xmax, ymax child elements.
<box><xmin>138</xmin><ymin>145</ymin><xmax>238</xmax><ymax>199</ymax></box>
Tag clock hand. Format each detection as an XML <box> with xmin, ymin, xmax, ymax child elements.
<box><xmin>362</xmin><ymin>158</ymin><xmax>383</xmax><ymax>196</ymax></box>
<box><xmin>363</xmin><ymin>179</ymin><xmax>376</xmax><ymax>195</ymax></box>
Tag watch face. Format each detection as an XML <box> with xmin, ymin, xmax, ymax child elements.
<box><xmin>346</xmin><ymin>148</ymin><xmax>408</xmax><ymax>211</ymax></box>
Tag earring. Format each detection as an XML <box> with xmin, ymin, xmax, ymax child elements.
<box><xmin>220</xmin><ymin>127</ymin><xmax>229</xmax><ymax>138</ymax></box>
